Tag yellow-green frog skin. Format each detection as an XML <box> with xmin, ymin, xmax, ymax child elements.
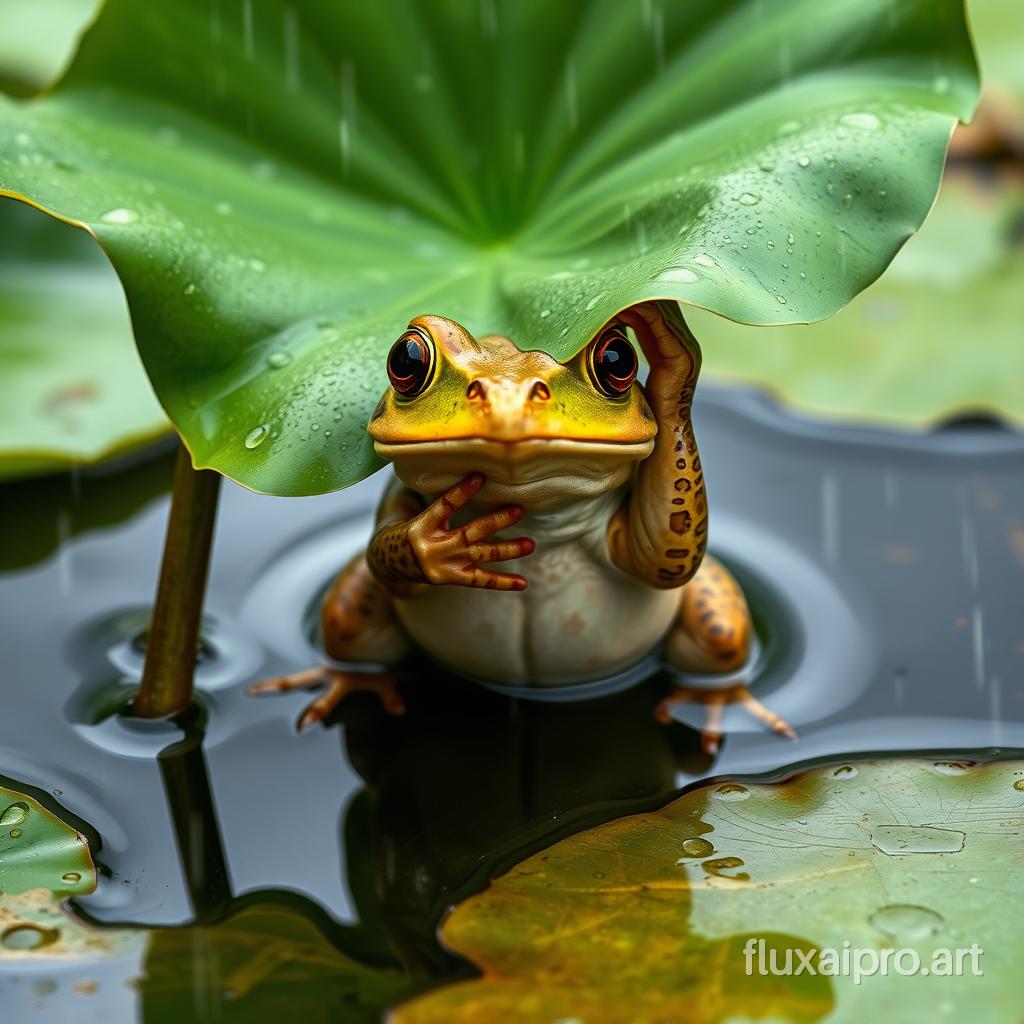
<box><xmin>252</xmin><ymin>301</ymin><xmax>793</xmax><ymax>748</ymax></box>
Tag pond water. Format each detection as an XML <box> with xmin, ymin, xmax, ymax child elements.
<box><xmin>1</xmin><ymin>384</ymin><xmax>1022</xmax><ymax>1020</ymax></box>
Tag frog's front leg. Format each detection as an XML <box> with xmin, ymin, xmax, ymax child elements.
<box><xmin>249</xmin><ymin>552</ymin><xmax>410</xmax><ymax>730</ymax></box>
<box><xmin>606</xmin><ymin>301</ymin><xmax>793</xmax><ymax>749</ymax></box>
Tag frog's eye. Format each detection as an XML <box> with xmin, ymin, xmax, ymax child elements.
<box><xmin>587</xmin><ymin>326</ymin><xmax>638</xmax><ymax>397</ymax></box>
<box><xmin>387</xmin><ymin>328</ymin><xmax>434</xmax><ymax>397</ymax></box>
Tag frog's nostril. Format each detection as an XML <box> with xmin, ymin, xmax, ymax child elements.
<box><xmin>466</xmin><ymin>380</ymin><xmax>487</xmax><ymax>400</ymax></box>
<box><xmin>529</xmin><ymin>381</ymin><xmax>551</xmax><ymax>402</ymax></box>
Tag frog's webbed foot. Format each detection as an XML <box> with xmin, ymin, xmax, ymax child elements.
<box><xmin>656</xmin><ymin>682</ymin><xmax>796</xmax><ymax>756</ymax></box>
<box><xmin>248</xmin><ymin>667</ymin><xmax>407</xmax><ymax>731</ymax></box>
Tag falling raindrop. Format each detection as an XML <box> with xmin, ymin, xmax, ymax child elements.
<box><xmin>244</xmin><ymin>425</ymin><xmax>269</xmax><ymax>449</ymax></box>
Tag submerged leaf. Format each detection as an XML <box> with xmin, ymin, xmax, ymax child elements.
<box><xmin>141</xmin><ymin>902</ymin><xmax>411</xmax><ymax>1023</ymax></box>
<box><xmin>0</xmin><ymin>0</ymin><xmax>978</xmax><ymax>493</ymax></box>
<box><xmin>0</xmin><ymin>201</ymin><xmax>169</xmax><ymax>478</ymax></box>
<box><xmin>396</xmin><ymin>759</ymin><xmax>1024</xmax><ymax>1023</ymax></box>
<box><xmin>0</xmin><ymin>782</ymin><xmax>95</xmax><ymax>897</ymax></box>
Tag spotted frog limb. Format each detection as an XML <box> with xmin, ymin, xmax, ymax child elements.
<box><xmin>251</xmin><ymin>301</ymin><xmax>793</xmax><ymax>747</ymax></box>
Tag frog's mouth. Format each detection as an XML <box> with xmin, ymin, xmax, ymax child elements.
<box><xmin>374</xmin><ymin>437</ymin><xmax>654</xmax><ymax>504</ymax></box>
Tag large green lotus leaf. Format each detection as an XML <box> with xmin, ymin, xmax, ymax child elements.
<box><xmin>697</xmin><ymin>168</ymin><xmax>1024</xmax><ymax>425</ymax></box>
<box><xmin>0</xmin><ymin>0</ymin><xmax>100</xmax><ymax>96</ymax></box>
<box><xmin>0</xmin><ymin>200</ymin><xmax>169</xmax><ymax>479</ymax></box>
<box><xmin>0</xmin><ymin>0</ymin><xmax>978</xmax><ymax>494</ymax></box>
<box><xmin>396</xmin><ymin>759</ymin><xmax>1022</xmax><ymax>1023</ymax></box>
<box><xmin>0</xmin><ymin>783</ymin><xmax>96</xmax><ymax>898</ymax></box>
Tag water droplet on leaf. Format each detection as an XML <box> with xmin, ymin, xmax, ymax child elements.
<box><xmin>62</xmin><ymin>872</ymin><xmax>82</xmax><ymax>883</ymax></box>
<box><xmin>656</xmin><ymin>268</ymin><xmax>699</xmax><ymax>284</ymax></box>
<box><xmin>678</xmin><ymin>837</ymin><xmax>715</xmax><ymax>858</ymax></box>
<box><xmin>736</xmin><ymin>192</ymin><xmax>760</xmax><ymax>206</ymax></box>
<box><xmin>870</xmin><ymin>904</ymin><xmax>944</xmax><ymax>940</ymax></box>
<box><xmin>100</xmin><ymin>208</ymin><xmax>139</xmax><ymax>225</ymax></box>
<box><xmin>244</xmin><ymin>425</ymin><xmax>269</xmax><ymax>449</ymax></box>
<box><xmin>839</xmin><ymin>112</ymin><xmax>880</xmax><ymax>131</ymax></box>
<box><xmin>0</xmin><ymin>802</ymin><xmax>29</xmax><ymax>827</ymax></box>
<box><xmin>713</xmin><ymin>784</ymin><xmax>749</xmax><ymax>801</ymax></box>
<box><xmin>797</xmin><ymin>156</ymin><xmax>811</xmax><ymax>168</ymax></box>
<box><xmin>267</xmin><ymin>351</ymin><xmax>292</xmax><ymax>369</ymax></box>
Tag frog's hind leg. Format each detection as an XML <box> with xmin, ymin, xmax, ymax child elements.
<box><xmin>659</xmin><ymin>555</ymin><xmax>794</xmax><ymax>753</ymax></box>
<box><xmin>249</xmin><ymin>553</ymin><xmax>411</xmax><ymax>730</ymax></box>
<box><xmin>664</xmin><ymin>554</ymin><xmax>751</xmax><ymax>674</ymax></box>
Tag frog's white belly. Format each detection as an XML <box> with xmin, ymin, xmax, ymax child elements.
<box><xmin>394</xmin><ymin>490</ymin><xmax>681</xmax><ymax>687</ymax></box>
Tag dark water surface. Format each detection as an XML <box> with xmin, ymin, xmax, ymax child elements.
<box><xmin>1</xmin><ymin>385</ymin><xmax>1022</xmax><ymax>1019</ymax></box>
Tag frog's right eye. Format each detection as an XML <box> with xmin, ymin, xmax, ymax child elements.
<box><xmin>387</xmin><ymin>328</ymin><xmax>434</xmax><ymax>397</ymax></box>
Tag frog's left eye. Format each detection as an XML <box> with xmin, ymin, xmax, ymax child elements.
<box><xmin>388</xmin><ymin>328</ymin><xmax>434</xmax><ymax>397</ymax></box>
<box><xmin>587</xmin><ymin>326</ymin><xmax>638</xmax><ymax>397</ymax></box>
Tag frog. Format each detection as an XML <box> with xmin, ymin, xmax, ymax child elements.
<box><xmin>251</xmin><ymin>300</ymin><xmax>794</xmax><ymax>752</ymax></box>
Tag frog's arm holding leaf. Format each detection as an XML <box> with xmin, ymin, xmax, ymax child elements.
<box><xmin>608</xmin><ymin>302</ymin><xmax>707</xmax><ymax>590</ymax></box>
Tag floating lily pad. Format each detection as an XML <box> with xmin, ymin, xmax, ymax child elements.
<box><xmin>141</xmin><ymin>901</ymin><xmax>411</xmax><ymax>1023</ymax></box>
<box><xmin>0</xmin><ymin>783</ymin><xmax>95</xmax><ymax>898</ymax></box>
<box><xmin>0</xmin><ymin>888</ymin><xmax>142</xmax><ymax>960</ymax></box>
<box><xmin>395</xmin><ymin>759</ymin><xmax>1023</xmax><ymax>1023</ymax></box>
<box><xmin>0</xmin><ymin>199</ymin><xmax>169</xmax><ymax>479</ymax></box>
<box><xmin>0</xmin><ymin>0</ymin><xmax>977</xmax><ymax>493</ymax></box>
<box><xmin>697</xmin><ymin>170</ymin><xmax>1024</xmax><ymax>425</ymax></box>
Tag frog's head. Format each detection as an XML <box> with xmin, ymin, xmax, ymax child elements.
<box><xmin>368</xmin><ymin>314</ymin><xmax>657</xmax><ymax>506</ymax></box>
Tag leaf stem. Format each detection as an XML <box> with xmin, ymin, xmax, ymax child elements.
<box><xmin>133</xmin><ymin>440</ymin><xmax>221</xmax><ymax>718</ymax></box>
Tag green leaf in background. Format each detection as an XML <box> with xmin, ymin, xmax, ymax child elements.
<box><xmin>0</xmin><ymin>201</ymin><xmax>169</xmax><ymax>479</ymax></box>
<box><xmin>0</xmin><ymin>782</ymin><xmax>96</xmax><ymax>898</ymax></box>
<box><xmin>0</xmin><ymin>0</ymin><xmax>99</xmax><ymax>97</ymax></box>
<box><xmin>0</xmin><ymin>0</ymin><xmax>977</xmax><ymax>494</ymax></box>
<box><xmin>396</xmin><ymin>759</ymin><xmax>1023</xmax><ymax>1024</ymax></box>
<box><xmin>698</xmin><ymin>169</ymin><xmax>1024</xmax><ymax>425</ymax></box>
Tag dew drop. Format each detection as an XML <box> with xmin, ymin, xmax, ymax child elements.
<box><xmin>693</xmin><ymin>254</ymin><xmax>714</xmax><ymax>268</ymax></box>
<box><xmin>183</xmin><ymin>282</ymin><xmax>196</xmax><ymax>296</ymax></box>
<box><xmin>1</xmin><ymin>925</ymin><xmax>59</xmax><ymax>951</ymax></box>
<box><xmin>758</xmin><ymin>157</ymin><xmax>776</xmax><ymax>172</ymax></box>
<box><xmin>787</xmin><ymin>233</ymin><xmax>795</xmax><ymax>246</ymax></box>
<box><xmin>797</xmin><ymin>156</ymin><xmax>811</xmax><ymax>168</ymax></box>
<box><xmin>62</xmin><ymin>872</ymin><xmax>82</xmax><ymax>884</ymax></box>
<box><xmin>14</xmin><ymin>131</ymin><xmax>32</xmax><ymax>146</ymax></box>
<box><xmin>869</xmin><ymin>904</ymin><xmax>944</xmax><ymax>941</ymax></box>
<box><xmin>656</xmin><ymin>267</ymin><xmax>699</xmax><ymax>284</ymax></box>
<box><xmin>100</xmin><ymin>208</ymin><xmax>139</xmax><ymax>225</ymax></box>
<box><xmin>839</xmin><ymin>111</ymin><xmax>880</xmax><ymax>131</ymax></box>
<box><xmin>775</xmin><ymin>294</ymin><xmax>787</xmax><ymax>304</ymax></box>
<box><xmin>0</xmin><ymin>802</ymin><xmax>29</xmax><ymax>827</ymax></box>
<box><xmin>713</xmin><ymin>783</ymin><xmax>749</xmax><ymax>802</ymax></box>
<box><xmin>539</xmin><ymin>309</ymin><xmax>552</xmax><ymax>318</ymax></box>
<box><xmin>833</xmin><ymin>764</ymin><xmax>858</xmax><ymax>779</ymax></box>
<box><xmin>267</xmin><ymin>351</ymin><xmax>292</xmax><ymax>369</ymax></box>
<box><xmin>678</xmin><ymin>837</ymin><xmax>715</xmax><ymax>858</ymax></box>
<box><xmin>736</xmin><ymin>192</ymin><xmax>761</xmax><ymax>206</ymax></box>
<box><xmin>843</xmin><ymin>193</ymin><xmax>854</xmax><ymax>208</ymax></box>
<box><xmin>244</xmin><ymin>425</ymin><xmax>269</xmax><ymax>449</ymax></box>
